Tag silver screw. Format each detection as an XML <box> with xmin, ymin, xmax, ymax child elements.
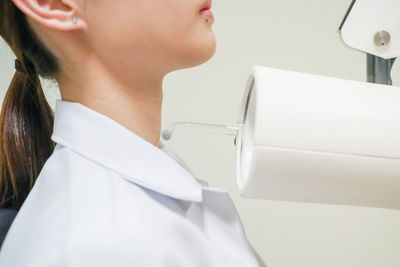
<box><xmin>374</xmin><ymin>31</ymin><xmax>391</xmax><ymax>47</ymax></box>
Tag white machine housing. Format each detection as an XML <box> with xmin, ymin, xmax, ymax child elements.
<box><xmin>236</xmin><ymin>66</ymin><xmax>400</xmax><ymax>210</ymax></box>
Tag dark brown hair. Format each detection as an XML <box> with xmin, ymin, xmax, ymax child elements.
<box><xmin>0</xmin><ymin>1</ymin><xmax>60</xmax><ymax>209</ymax></box>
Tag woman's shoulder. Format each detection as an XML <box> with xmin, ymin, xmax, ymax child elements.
<box><xmin>31</xmin><ymin>144</ymin><xmax>210</xmax><ymax>233</ymax></box>
<box><xmin>39</xmin><ymin>144</ymin><xmax>142</xmax><ymax>199</ymax></box>
<box><xmin>38</xmin><ymin>144</ymin><xmax>180</xmax><ymax>216</ymax></box>
<box><xmin>1</xmin><ymin>145</ymin><xmax>211</xmax><ymax>266</ymax></box>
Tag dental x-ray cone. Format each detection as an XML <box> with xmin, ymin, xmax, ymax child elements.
<box><xmin>236</xmin><ymin>66</ymin><xmax>400</xmax><ymax>210</ymax></box>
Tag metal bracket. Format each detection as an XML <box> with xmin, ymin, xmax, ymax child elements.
<box><xmin>367</xmin><ymin>55</ymin><xmax>396</xmax><ymax>85</ymax></box>
<box><xmin>339</xmin><ymin>0</ymin><xmax>397</xmax><ymax>85</ymax></box>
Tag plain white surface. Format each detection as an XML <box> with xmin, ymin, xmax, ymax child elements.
<box><xmin>1</xmin><ymin>0</ymin><xmax>400</xmax><ymax>266</ymax></box>
<box><xmin>0</xmin><ymin>100</ymin><xmax>263</xmax><ymax>267</ymax></box>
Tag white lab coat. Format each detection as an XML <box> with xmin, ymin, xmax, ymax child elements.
<box><xmin>0</xmin><ymin>99</ymin><xmax>266</xmax><ymax>267</ymax></box>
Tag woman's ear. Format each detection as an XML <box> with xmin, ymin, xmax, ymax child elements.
<box><xmin>11</xmin><ymin>0</ymin><xmax>88</xmax><ymax>32</ymax></box>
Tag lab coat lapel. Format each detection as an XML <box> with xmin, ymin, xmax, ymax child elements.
<box><xmin>50</xmin><ymin>99</ymin><xmax>203</xmax><ymax>203</ymax></box>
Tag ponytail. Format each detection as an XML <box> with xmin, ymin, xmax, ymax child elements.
<box><xmin>0</xmin><ymin>60</ymin><xmax>55</xmax><ymax>209</ymax></box>
<box><xmin>0</xmin><ymin>1</ymin><xmax>59</xmax><ymax>209</ymax></box>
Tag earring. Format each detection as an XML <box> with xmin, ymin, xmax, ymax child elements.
<box><xmin>72</xmin><ymin>16</ymin><xmax>77</xmax><ymax>24</ymax></box>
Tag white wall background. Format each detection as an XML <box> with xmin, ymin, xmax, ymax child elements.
<box><xmin>1</xmin><ymin>0</ymin><xmax>400</xmax><ymax>266</ymax></box>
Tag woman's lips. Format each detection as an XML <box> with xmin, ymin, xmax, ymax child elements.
<box><xmin>199</xmin><ymin>0</ymin><xmax>212</xmax><ymax>12</ymax></box>
<box><xmin>199</xmin><ymin>8</ymin><xmax>214</xmax><ymax>21</ymax></box>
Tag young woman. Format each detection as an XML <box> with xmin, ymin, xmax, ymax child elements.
<box><xmin>0</xmin><ymin>0</ymin><xmax>266</xmax><ymax>266</ymax></box>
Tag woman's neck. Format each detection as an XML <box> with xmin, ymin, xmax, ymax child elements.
<box><xmin>57</xmin><ymin>58</ymin><xmax>165</xmax><ymax>147</ymax></box>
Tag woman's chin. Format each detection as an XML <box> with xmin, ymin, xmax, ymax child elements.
<box><xmin>195</xmin><ymin>33</ymin><xmax>217</xmax><ymax>62</ymax></box>
<box><xmin>165</xmin><ymin>32</ymin><xmax>216</xmax><ymax>71</ymax></box>
<box><xmin>202</xmin><ymin>41</ymin><xmax>217</xmax><ymax>63</ymax></box>
<box><xmin>188</xmin><ymin>43</ymin><xmax>217</xmax><ymax>68</ymax></box>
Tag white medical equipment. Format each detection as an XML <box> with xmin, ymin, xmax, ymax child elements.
<box><xmin>237</xmin><ymin>66</ymin><xmax>400</xmax><ymax>210</ymax></box>
<box><xmin>162</xmin><ymin>0</ymin><xmax>400</xmax><ymax>210</ymax></box>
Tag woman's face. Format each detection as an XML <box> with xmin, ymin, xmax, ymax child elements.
<box><xmin>82</xmin><ymin>0</ymin><xmax>216</xmax><ymax>75</ymax></box>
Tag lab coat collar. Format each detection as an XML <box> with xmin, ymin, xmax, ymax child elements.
<box><xmin>50</xmin><ymin>99</ymin><xmax>203</xmax><ymax>203</ymax></box>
